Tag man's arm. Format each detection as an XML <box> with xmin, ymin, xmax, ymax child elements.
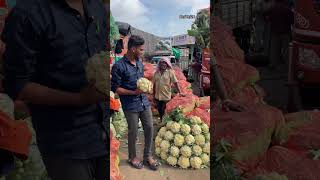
<box><xmin>2</xmin><ymin>8</ymin><xmax>102</xmax><ymax>106</ymax></box>
<box><xmin>213</xmin><ymin>58</ymin><xmax>245</xmax><ymax>112</ymax></box>
<box><xmin>212</xmin><ymin>57</ymin><xmax>228</xmax><ymax>100</ymax></box>
<box><xmin>171</xmin><ymin>70</ymin><xmax>184</xmax><ymax>95</ymax></box>
<box><xmin>111</xmin><ymin>63</ymin><xmax>140</xmax><ymax>96</ymax></box>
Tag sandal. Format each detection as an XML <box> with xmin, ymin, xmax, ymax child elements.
<box><xmin>143</xmin><ymin>158</ymin><xmax>160</xmax><ymax>171</ymax></box>
<box><xmin>128</xmin><ymin>159</ymin><xmax>144</xmax><ymax>169</ymax></box>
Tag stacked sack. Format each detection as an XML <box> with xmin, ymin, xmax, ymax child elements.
<box><xmin>212</xmin><ymin>16</ymin><xmax>320</xmax><ymax>180</ymax></box>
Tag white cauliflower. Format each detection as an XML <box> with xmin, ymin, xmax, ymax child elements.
<box><xmin>174</xmin><ymin>134</ymin><xmax>185</xmax><ymax>147</ymax></box>
<box><xmin>203</xmin><ymin>143</ymin><xmax>210</xmax><ymax>154</ymax></box>
<box><xmin>185</xmin><ymin>134</ymin><xmax>195</xmax><ymax>145</ymax></box>
<box><xmin>180</xmin><ymin>145</ymin><xmax>192</xmax><ymax>158</ymax></box>
<box><xmin>167</xmin><ymin>156</ymin><xmax>178</xmax><ymax>166</ymax></box>
<box><xmin>200</xmin><ymin>154</ymin><xmax>210</xmax><ymax>166</ymax></box>
<box><xmin>137</xmin><ymin>77</ymin><xmax>153</xmax><ymax>93</ymax></box>
<box><xmin>190</xmin><ymin>157</ymin><xmax>202</xmax><ymax>169</ymax></box>
<box><xmin>195</xmin><ymin>134</ymin><xmax>206</xmax><ymax>146</ymax></box>
<box><xmin>170</xmin><ymin>122</ymin><xmax>181</xmax><ymax>133</ymax></box>
<box><xmin>86</xmin><ymin>51</ymin><xmax>109</xmax><ymax>95</ymax></box>
<box><xmin>155</xmin><ymin>147</ymin><xmax>161</xmax><ymax>156</ymax></box>
<box><xmin>160</xmin><ymin>140</ymin><xmax>170</xmax><ymax>153</ymax></box>
<box><xmin>192</xmin><ymin>145</ymin><xmax>203</xmax><ymax>156</ymax></box>
<box><xmin>160</xmin><ymin>151</ymin><xmax>168</xmax><ymax>160</ymax></box>
<box><xmin>205</xmin><ymin>133</ymin><xmax>210</xmax><ymax>142</ymax></box>
<box><xmin>192</xmin><ymin>124</ymin><xmax>202</xmax><ymax>135</ymax></box>
<box><xmin>110</xmin><ymin>91</ymin><xmax>115</xmax><ymax>99</ymax></box>
<box><xmin>166</xmin><ymin>121</ymin><xmax>174</xmax><ymax>129</ymax></box>
<box><xmin>170</xmin><ymin>146</ymin><xmax>180</xmax><ymax>157</ymax></box>
<box><xmin>190</xmin><ymin>116</ymin><xmax>202</xmax><ymax>125</ymax></box>
<box><xmin>155</xmin><ymin>136</ymin><xmax>162</xmax><ymax>147</ymax></box>
<box><xmin>164</xmin><ymin>131</ymin><xmax>174</xmax><ymax>141</ymax></box>
<box><xmin>201</xmin><ymin>123</ymin><xmax>209</xmax><ymax>134</ymax></box>
<box><xmin>158</xmin><ymin>127</ymin><xmax>167</xmax><ymax>138</ymax></box>
<box><xmin>178</xmin><ymin>156</ymin><xmax>190</xmax><ymax>169</ymax></box>
<box><xmin>180</xmin><ymin>124</ymin><xmax>191</xmax><ymax>135</ymax></box>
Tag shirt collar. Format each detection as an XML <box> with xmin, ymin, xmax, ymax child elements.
<box><xmin>123</xmin><ymin>55</ymin><xmax>141</xmax><ymax>66</ymax></box>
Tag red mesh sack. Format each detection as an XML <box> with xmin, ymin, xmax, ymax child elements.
<box><xmin>214</xmin><ymin>104</ymin><xmax>285</xmax><ymax>172</ymax></box>
<box><xmin>246</xmin><ymin>146</ymin><xmax>320</xmax><ymax>180</ymax></box>
<box><xmin>186</xmin><ymin>108</ymin><xmax>210</xmax><ymax>127</ymax></box>
<box><xmin>165</xmin><ymin>94</ymin><xmax>199</xmax><ymax>114</ymax></box>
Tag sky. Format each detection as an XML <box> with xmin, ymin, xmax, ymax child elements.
<box><xmin>110</xmin><ymin>0</ymin><xmax>209</xmax><ymax>37</ymax></box>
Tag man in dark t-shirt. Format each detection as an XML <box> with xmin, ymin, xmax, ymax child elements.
<box><xmin>2</xmin><ymin>0</ymin><xmax>108</xmax><ymax>179</ymax></box>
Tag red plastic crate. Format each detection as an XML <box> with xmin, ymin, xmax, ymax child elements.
<box><xmin>293</xmin><ymin>0</ymin><xmax>320</xmax><ymax>42</ymax></box>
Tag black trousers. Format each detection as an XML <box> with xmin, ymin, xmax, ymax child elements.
<box><xmin>155</xmin><ymin>99</ymin><xmax>169</xmax><ymax>120</ymax></box>
<box><xmin>42</xmin><ymin>155</ymin><xmax>108</xmax><ymax>180</ymax></box>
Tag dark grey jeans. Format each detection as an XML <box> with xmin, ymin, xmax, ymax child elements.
<box><xmin>123</xmin><ymin>107</ymin><xmax>154</xmax><ymax>160</ymax></box>
<box><xmin>42</xmin><ymin>155</ymin><xmax>107</xmax><ymax>180</ymax></box>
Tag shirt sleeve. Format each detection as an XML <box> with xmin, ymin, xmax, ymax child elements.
<box><xmin>1</xmin><ymin>8</ymin><xmax>41</xmax><ymax>100</ymax></box>
<box><xmin>170</xmin><ymin>70</ymin><xmax>178</xmax><ymax>84</ymax></box>
<box><xmin>111</xmin><ymin>63</ymin><xmax>122</xmax><ymax>93</ymax></box>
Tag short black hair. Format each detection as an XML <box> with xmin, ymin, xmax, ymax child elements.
<box><xmin>128</xmin><ymin>35</ymin><xmax>145</xmax><ymax>49</ymax></box>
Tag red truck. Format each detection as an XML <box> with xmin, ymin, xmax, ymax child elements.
<box><xmin>288</xmin><ymin>0</ymin><xmax>320</xmax><ymax>111</ymax></box>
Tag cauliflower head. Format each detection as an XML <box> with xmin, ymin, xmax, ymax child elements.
<box><xmin>170</xmin><ymin>146</ymin><xmax>180</xmax><ymax>157</ymax></box>
<box><xmin>160</xmin><ymin>151</ymin><xmax>168</xmax><ymax>160</ymax></box>
<box><xmin>192</xmin><ymin>145</ymin><xmax>203</xmax><ymax>156</ymax></box>
<box><xmin>174</xmin><ymin>134</ymin><xmax>185</xmax><ymax>147</ymax></box>
<box><xmin>180</xmin><ymin>145</ymin><xmax>192</xmax><ymax>157</ymax></box>
<box><xmin>180</xmin><ymin>124</ymin><xmax>191</xmax><ymax>135</ymax></box>
<box><xmin>155</xmin><ymin>136</ymin><xmax>162</xmax><ymax>147</ymax></box>
<box><xmin>170</xmin><ymin>122</ymin><xmax>181</xmax><ymax>133</ymax></box>
<box><xmin>158</xmin><ymin>127</ymin><xmax>167</xmax><ymax>138</ymax></box>
<box><xmin>166</xmin><ymin>121</ymin><xmax>174</xmax><ymax>129</ymax></box>
<box><xmin>203</xmin><ymin>143</ymin><xmax>210</xmax><ymax>154</ymax></box>
<box><xmin>185</xmin><ymin>134</ymin><xmax>195</xmax><ymax>145</ymax></box>
<box><xmin>190</xmin><ymin>157</ymin><xmax>202</xmax><ymax>169</ymax></box>
<box><xmin>160</xmin><ymin>140</ymin><xmax>170</xmax><ymax>153</ymax></box>
<box><xmin>137</xmin><ymin>78</ymin><xmax>153</xmax><ymax>93</ymax></box>
<box><xmin>167</xmin><ymin>156</ymin><xmax>178</xmax><ymax>166</ymax></box>
<box><xmin>164</xmin><ymin>131</ymin><xmax>174</xmax><ymax>141</ymax></box>
<box><xmin>195</xmin><ymin>134</ymin><xmax>206</xmax><ymax>146</ymax></box>
<box><xmin>201</xmin><ymin>123</ymin><xmax>209</xmax><ymax>134</ymax></box>
<box><xmin>192</xmin><ymin>124</ymin><xmax>202</xmax><ymax>135</ymax></box>
<box><xmin>190</xmin><ymin>116</ymin><xmax>202</xmax><ymax>125</ymax></box>
<box><xmin>200</xmin><ymin>153</ymin><xmax>210</xmax><ymax>166</ymax></box>
<box><xmin>178</xmin><ymin>156</ymin><xmax>190</xmax><ymax>169</ymax></box>
<box><xmin>155</xmin><ymin>147</ymin><xmax>161</xmax><ymax>156</ymax></box>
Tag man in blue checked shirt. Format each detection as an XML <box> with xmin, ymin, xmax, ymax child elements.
<box><xmin>111</xmin><ymin>35</ymin><xmax>160</xmax><ymax>171</ymax></box>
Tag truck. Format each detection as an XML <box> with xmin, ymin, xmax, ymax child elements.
<box><xmin>287</xmin><ymin>0</ymin><xmax>320</xmax><ymax>111</ymax></box>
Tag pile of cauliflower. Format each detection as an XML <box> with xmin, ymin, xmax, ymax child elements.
<box><xmin>155</xmin><ymin>115</ymin><xmax>210</xmax><ymax>169</ymax></box>
<box><xmin>137</xmin><ymin>77</ymin><xmax>153</xmax><ymax>94</ymax></box>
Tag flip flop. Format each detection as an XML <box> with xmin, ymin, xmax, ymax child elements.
<box><xmin>128</xmin><ymin>160</ymin><xmax>144</xmax><ymax>169</ymax></box>
<box><xmin>143</xmin><ymin>158</ymin><xmax>160</xmax><ymax>171</ymax></box>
